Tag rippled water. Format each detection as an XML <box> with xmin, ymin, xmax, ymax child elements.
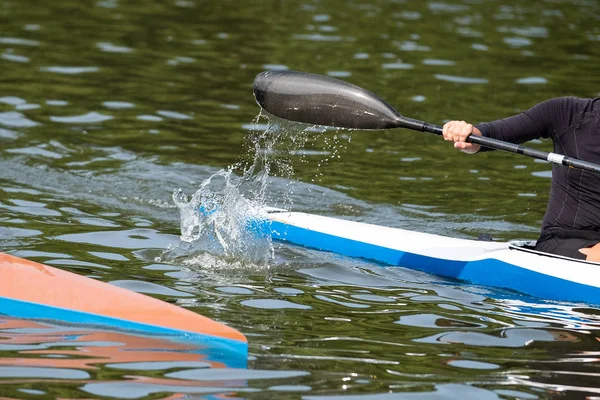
<box><xmin>1</xmin><ymin>0</ymin><xmax>600</xmax><ymax>398</ymax></box>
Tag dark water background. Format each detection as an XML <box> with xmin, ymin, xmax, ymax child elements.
<box><xmin>1</xmin><ymin>0</ymin><xmax>600</xmax><ymax>398</ymax></box>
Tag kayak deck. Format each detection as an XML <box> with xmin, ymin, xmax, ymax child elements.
<box><xmin>265</xmin><ymin>208</ymin><xmax>600</xmax><ymax>305</ymax></box>
<box><xmin>0</xmin><ymin>253</ymin><xmax>247</xmax><ymax>359</ymax></box>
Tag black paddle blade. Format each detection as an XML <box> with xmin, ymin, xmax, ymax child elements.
<box><xmin>253</xmin><ymin>70</ymin><xmax>403</xmax><ymax>130</ymax></box>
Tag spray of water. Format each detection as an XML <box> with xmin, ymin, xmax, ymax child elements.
<box><xmin>171</xmin><ymin>169</ymin><xmax>272</xmax><ymax>263</ymax></box>
<box><xmin>165</xmin><ymin>115</ymin><xmax>331</xmax><ymax>266</ymax></box>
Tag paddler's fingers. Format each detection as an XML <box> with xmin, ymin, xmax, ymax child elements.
<box><xmin>455</xmin><ymin>121</ymin><xmax>473</xmax><ymax>141</ymax></box>
<box><xmin>442</xmin><ymin>121</ymin><xmax>455</xmax><ymax>141</ymax></box>
<box><xmin>454</xmin><ymin>141</ymin><xmax>473</xmax><ymax>149</ymax></box>
<box><xmin>443</xmin><ymin>120</ymin><xmax>482</xmax><ymax>154</ymax></box>
<box><xmin>443</xmin><ymin>120</ymin><xmax>470</xmax><ymax>142</ymax></box>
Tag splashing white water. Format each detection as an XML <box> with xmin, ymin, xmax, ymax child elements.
<box><xmin>171</xmin><ymin>169</ymin><xmax>272</xmax><ymax>263</ymax></box>
<box><xmin>166</xmin><ymin>115</ymin><xmax>343</xmax><ymax>266</ymax></box>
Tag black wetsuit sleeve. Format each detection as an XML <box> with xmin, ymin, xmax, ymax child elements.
<box><xmin>474</xmin><ymin>97</ymin><xmax>574</xmax><ymax>152</ymax></box>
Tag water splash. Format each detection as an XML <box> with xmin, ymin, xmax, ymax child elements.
<box><xmin>171</xmin><ymin>169</ymin><xmax>272</xmax><ymax>264</ymax></box>
<box><xmin>167</xmin><ymin>115</ymin><xmax>331</xmax><ymax>266</ymax></box>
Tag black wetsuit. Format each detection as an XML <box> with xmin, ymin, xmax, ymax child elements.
<box><xmin>475</xmin><ymin>97</ymin><xmax>600</xmax><ymax>259</ymax></box>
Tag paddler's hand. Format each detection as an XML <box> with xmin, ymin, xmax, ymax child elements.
<box><xmin>442</xmin><ymin>120</ymin><xmax>482</xmax><ymax>154</ymax></box>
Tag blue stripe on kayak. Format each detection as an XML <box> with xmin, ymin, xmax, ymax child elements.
<box><xmin>0</xmin><ymin>296</ymin><xmax>248</xmax><ymax>365</ymax></box>
<box><xmin>270</xmin><ymin>220</ymin><xmax>599</xmax><ymax>305</ymax></box>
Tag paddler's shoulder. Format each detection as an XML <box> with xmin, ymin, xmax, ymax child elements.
<box><xmin>536</xmin><ymin>96</ymin><xmax>597</xmax><ymax>120</ymax></box>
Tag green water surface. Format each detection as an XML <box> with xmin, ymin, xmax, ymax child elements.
<box><xmin>1</xmin><ymin>0</ymin><xmax>599</xmax><ymax>399</ymax></box>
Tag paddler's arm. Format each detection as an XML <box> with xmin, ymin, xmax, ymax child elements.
<box><xmin>443</xmin><ymin>98</ymin><xmax>567</xmax><ymax>154</ymax></box>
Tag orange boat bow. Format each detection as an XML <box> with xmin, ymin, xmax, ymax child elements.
<box><xmin>0</xmin><ymin>253</ymin><xmax>247</xmax><ymax>356</ymax></box>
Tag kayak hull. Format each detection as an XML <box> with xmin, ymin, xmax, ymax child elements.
<box><xmin>0</xmin><ymin>253</ymin><xmax>247</xmax><ymax>359</ymax></box>
<box><xmin>266</xmin><ymin>209</ymin><xmax>600</xmax><ymax>305</ymax></box>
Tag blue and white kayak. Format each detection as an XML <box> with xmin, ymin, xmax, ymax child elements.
<box><xmin>264</xmin><ymin>208</ymin><xmax>600</xmax><ymax>305</ymax></box>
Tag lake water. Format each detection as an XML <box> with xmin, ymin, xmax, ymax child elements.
<box><xmin>1</xmin><ymin>0</ymin><xmax>600</xmax><ymax>398</ymax></box>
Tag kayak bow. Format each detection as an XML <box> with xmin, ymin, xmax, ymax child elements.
<box><xmin>0</xmin><ymin>253</ymin><xmax>247</xmax><ymax>358</ymax></box>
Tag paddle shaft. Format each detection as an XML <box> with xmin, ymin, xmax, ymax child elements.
<box><xmin>406</xmin><ymin>117</ymin><xmax>600</xmax><ymax>174</ymax></box>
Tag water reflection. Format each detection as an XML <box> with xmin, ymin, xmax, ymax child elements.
<box><xmin>0</xmin><ymin>317</ymin><xmax>247</xmax><ymax>398</ymax></box>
